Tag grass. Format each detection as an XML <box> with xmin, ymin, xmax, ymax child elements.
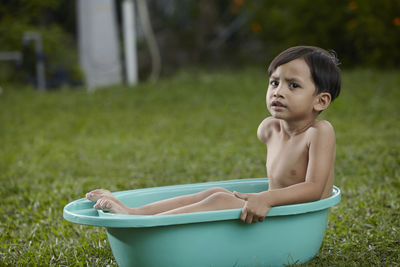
<box><xmin>0</xmin><ymin>67</ymin><xmax>399</xmax><ymax>266</ymax></box>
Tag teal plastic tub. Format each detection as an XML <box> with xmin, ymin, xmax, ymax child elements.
<box><xmin>63</xmin><ymin>178</ymin><xmax>341</xmax><ymax>267</ymax></box>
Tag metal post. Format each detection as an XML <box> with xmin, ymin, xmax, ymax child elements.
<box><xmin>22</xmin><ymin>32</ymin><xmax>46</xmax><ymax>91</ymax></box>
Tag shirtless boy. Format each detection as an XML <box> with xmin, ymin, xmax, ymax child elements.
<box><xmin>86</xmin><ymin>46</ymin><xmax>341</xmax><ymax>224</ymax></box>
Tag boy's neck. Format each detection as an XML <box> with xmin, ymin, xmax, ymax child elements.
<box><xmin>280</xmin><ymin>117</ymin><xmax>317</xmax><ymax>137</ymax></box>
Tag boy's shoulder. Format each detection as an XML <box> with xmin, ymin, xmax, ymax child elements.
<box><xmin>309</xmin><ymin>120</ymin><xmax>335</xmax><ymax>136</ymax></box>
<box><xmin>257</xmin><ymin>117</ymin><xmax>280</xmax><ymax>143</ymax></box>
<box><xmin>306</xmin><ymin>120</ymin><xmax>336</xmax><ymax>144</ymax></box>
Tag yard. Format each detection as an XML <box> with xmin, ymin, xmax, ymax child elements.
<box><xmin>0</xmin><ymin>68</ymin><xmax>399</xmax><ymax>265</ymax></box>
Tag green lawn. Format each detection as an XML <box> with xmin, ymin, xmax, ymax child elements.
<box><xmin>0</xmin><ymin>68</ymin><xmax>399</xmax><ymax>266</ymax></box>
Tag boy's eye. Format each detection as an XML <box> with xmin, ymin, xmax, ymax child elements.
<box><xmin>289</xmin><ymin>83</ymin><xmax>299</xmax><ymax>89</ymax></box>
<box><xmin>270</xmin><ymin>80</ymin><xmax>279</xmax><ymax>87</ymax></box>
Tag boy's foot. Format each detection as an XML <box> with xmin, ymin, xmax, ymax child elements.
<box><xmin>86</xmin><ymin>189</ymin><xmax>131</xmax><ymax>213</ymax></box>
<box><xmin>94</xmin><ymin>197</ymin><xmax>132</xmax><ymax>214</ymax></box>
<box><xmin>86</xmin><ymin>189</ymin><xmax>114</xmax><ymax>202</ymax></box>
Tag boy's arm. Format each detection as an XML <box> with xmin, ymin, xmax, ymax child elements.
<box><xmin>257</xmin><ymin>117</ymin><xmax>275</xmax><ymax>144</ymax></box>
<box><xmin>235</xmin><ymin>121</ymin><xmax>336</xmax><ymax>224</ymax></box>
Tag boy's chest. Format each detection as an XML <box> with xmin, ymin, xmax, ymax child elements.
<box><xmin>266</xmin><ymin>135</ymin><xmax>310</xmax><ymax>187</ymax></box>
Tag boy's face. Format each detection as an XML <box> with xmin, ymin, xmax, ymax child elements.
<box><xmin>266</xmin><ymin>58</ymin><xmax>320</xmax><ymax>121</ymax></box>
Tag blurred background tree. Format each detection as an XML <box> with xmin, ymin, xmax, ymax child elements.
<box><xmin>0</xmin><ymin>0</ymin><xmax>399</xmax><ymax>87</ymax></box>
<box><xmin>0</xmin><ymin>0</ymin><xmax>81</xmax><ymax>87</ymax></box>
<box><xmin>241</xmin><ymin>0</ymin><xmax>400</xmax><ymax>67</ymax></box>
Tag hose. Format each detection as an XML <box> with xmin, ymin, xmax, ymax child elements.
<box><xmin>137</xmin><ymin>0</ymin><xmax>161</xmax><ymax>82</ymax></box>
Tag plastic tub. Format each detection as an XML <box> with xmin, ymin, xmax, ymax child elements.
<box><xmin>63</xmin><ymin>178</ymin><xmax>341</xmax><ymax>267</ymax></box>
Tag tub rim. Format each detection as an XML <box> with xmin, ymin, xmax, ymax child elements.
<box><xmin>63</xmin><ymin>178</ymin><xmax>341</xmax><ymax>228</ymax></box>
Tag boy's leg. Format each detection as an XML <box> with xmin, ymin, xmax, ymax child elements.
<box><xmin>91</xmin><ymin>187</ymin><xmax>234</xmax><ymax>215</ymax></box>
<box><xmin>159</xmin><ymin>191</ymin><xmax>245</xmax><ymax>215</ymax></box>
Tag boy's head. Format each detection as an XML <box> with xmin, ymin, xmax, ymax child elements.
<box><xmin>268</xmin><ymin>46</ymin><xmax>341</xmax><ymax>102</ymax></box>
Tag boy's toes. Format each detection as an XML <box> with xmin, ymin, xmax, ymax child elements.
<box><xmin>93</xmin><ymin>199</ymin><xmax>101</xmax><ymax>209</ymax></box>
<box><xmin>86</xmin><ymin>189</ymin><xmax>112</xmax><ymax>201</ymax></box>
<box><xmin>94</xmin><ymin>198</ymin><xmax>111</xmax><ymax>211</ymax></box>
<box><xmin>86</xmin><ymin>192</ymin><xmax>99</xmax><ymax>201</ymax></box>
<box><xmin>86</xmin><ymin>192</ymin><xmax>93</xmax><ymax>200</ymax></box>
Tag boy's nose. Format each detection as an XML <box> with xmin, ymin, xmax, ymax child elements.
<box><xmin>273</xmin><ymin>85</ymin><xmax>284</xmax><ymax>97</ymax></box>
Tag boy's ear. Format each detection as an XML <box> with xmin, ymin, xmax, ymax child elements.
<box><xmin>314</xmin><ymin>92</ymin><xmax>331</xmax><ymax>112</ymax></box>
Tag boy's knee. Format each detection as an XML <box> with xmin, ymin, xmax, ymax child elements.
<box><xmin>201</xmin><ymin>191</ymin><xmax>244</xmax><ymax>210</ymax></box>
<box><xmin>207</xmin><ymin>192</ymin><xmax>233</xmax><ymax>203</ymax></box>
<box><xmin>194</xmin><ymin>187</ymin><xmax>232</xmax><ymax>203</ymax></box>
<box><xmin>211</xmin><ymin>187</ymin><xmax>230</xmax><ymax>193</ymax></box>
<box><xmin>201</xmin><ymin>187</ymin><xmax>229</xmax><ymax>197</ymax></box>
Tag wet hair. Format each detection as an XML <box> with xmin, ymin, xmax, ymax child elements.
<box><xmin>268</xmin><ymin>46</ymin><xmax>341</xmax><ymax>101</ymax></box>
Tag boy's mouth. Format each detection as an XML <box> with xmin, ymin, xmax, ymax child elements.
<box><xmin>271</xmin><ymin>100</ymin><xmax>286</xmax><ymax>108</ymax></box>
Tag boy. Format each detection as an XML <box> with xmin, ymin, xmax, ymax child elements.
<box><xmin>86</xmin><ymin>46</ymin><xmax>341</xmax><ymax>224</ymax></box>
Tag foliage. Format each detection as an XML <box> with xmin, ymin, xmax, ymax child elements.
<box><xmin>144</xmin><ymin>0</ymin><xmax>400</xmax><ymax>68</ymax></box>
<box><xmin>241</xmin><ymin>0</ymin><xmax>400</xmax><ymax>67</ymax></box>
<box><xmin>0</xmin><ymin>68</ymin><xmax>399</xmax><ymax>265</ymax></box>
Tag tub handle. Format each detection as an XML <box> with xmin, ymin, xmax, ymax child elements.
<box><xmin>63</xmin><ymin>198</ymin><xmax>101</xmax><ymax>223</ymax></box>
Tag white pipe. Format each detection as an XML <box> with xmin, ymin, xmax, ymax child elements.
<box><xmin>122</xmin><ymin>0</ymin><xmax>138</xmax><ymax>86</ymax></box>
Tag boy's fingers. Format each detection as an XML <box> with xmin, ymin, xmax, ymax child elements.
<box><xmin>245</xmin><ymin>214</ymin><xmax>253</xmax><ymax>224</ymax></box>
<box><xmin>240</xmin><ymin>208</ymin><xmax>247</xmax><ymax>222</ymax></box>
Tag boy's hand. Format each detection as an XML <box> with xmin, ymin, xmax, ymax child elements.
<box><xmin>234</xmin><ymin>191</ymin><xmax>271</xmax><ymax>224</ymax></box>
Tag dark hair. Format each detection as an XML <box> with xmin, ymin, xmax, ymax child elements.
<box><xmin>268</xmin><ymin>46</ymin><xmax>341</xmax><ymax>101</ymax></box>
